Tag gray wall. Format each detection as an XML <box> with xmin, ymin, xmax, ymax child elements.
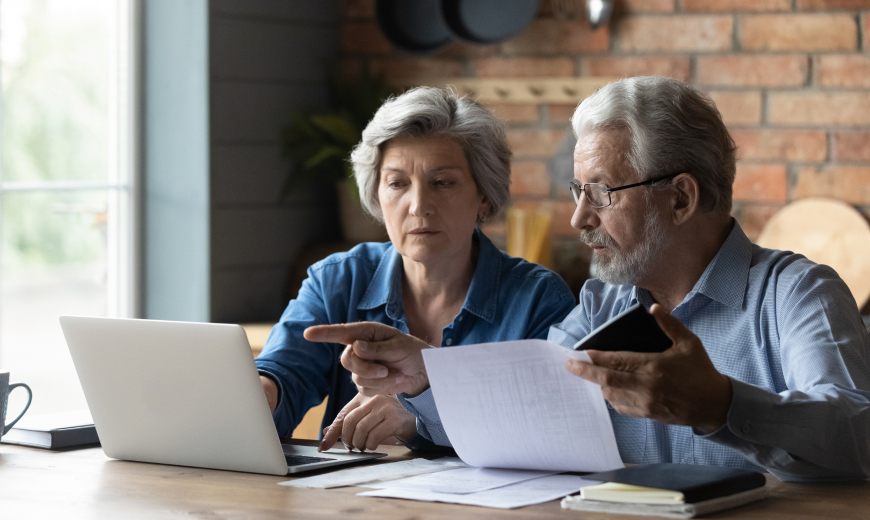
<box><xmin>209</xmin><ymin>0</ymin><xmax>341</xmax><ymax>323</ymax></box>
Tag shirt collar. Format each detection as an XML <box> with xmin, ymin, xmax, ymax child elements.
<box><xmin>690</xmin><ymin>219</ymin><xmax>752</xmax><ymax>309</ymax></box>
<box><xmin>357</xmin><ymin>242</ymin><xmax>404</xmax><ymax>319</ymax></box>
<box><xmin>633</xmin><ymin>219</ymin><xmax>751</xmax><ymax>310</ymax></box>
<box><xmin>356</xmin><ymin>228</ymin><xmax>502</xmax><ymax>323</ymax></box>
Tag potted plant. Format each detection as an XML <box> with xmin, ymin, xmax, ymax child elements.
<box><xmin>281</xmin><ymin>70</ymin><xmax>393</xmax><ymax>243</ymax></box>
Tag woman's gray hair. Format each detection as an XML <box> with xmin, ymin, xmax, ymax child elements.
<box><xmin>571</xmin><ymin>76</ymin><xmax>736</xmax><ymax>214</ymax></box>
<box><xmin>350</xmin><ymin>86</ymin><xmax>512</xmax><ymax>222</ymax></box>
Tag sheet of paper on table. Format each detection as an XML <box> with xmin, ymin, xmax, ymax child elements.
<box><xmin>422</xmin><ymin>339</ymin><xmax>624</xmax><ymax>472</ymax></box>
<box><xmin>359</xmin><ymin>474</ymin><xmax>602</xmax><ymax>509</ymax></box>
<box><xmin>278</xmin><ymin>457</ymin><xmax>467</xmax><ymax>489</ymax></box>
<box><xmin>361</xmin><ymin>467</ymin><xmax>558</xmax><ymax>494</ymax></box>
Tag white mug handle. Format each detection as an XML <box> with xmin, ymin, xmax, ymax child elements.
<box><xmin>3</xmin><ymin>382</ymin><xmax>33</xmax><ymax>435</ymax></box>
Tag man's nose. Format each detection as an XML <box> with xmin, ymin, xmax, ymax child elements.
<box><xmin>570</xmin><ymin>192</ymin><xmax>599</xmax><ymax>231</ymax></box>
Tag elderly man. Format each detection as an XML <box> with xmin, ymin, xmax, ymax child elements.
<box><xmin>314</xmin><ymin>76</ymin><xmax>870</xmax><ymax>482</ymax></box>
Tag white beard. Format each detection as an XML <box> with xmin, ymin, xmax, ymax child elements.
<box><xmin>584</xmin><ymin>205</ymin><xmax>670</xmax><ymax>286</ymax></box>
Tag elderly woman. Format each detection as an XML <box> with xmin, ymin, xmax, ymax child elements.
<box><xmin>255</xmin><ymin>87</ymin><xmax>575</xmax><ymax>451</ymax></box>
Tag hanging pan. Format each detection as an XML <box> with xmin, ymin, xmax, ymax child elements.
<box><xmin>376</xmin><ymin>0</ymin><xmax>453</xmax><ymax>54</ymax></box>
<box><xmin>442</xmin><ymin>0</ymin><xmax>541</xmax><ymax>45</ymax></box>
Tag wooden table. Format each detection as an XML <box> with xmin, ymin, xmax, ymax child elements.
<box><xmin>1</xmin><ymin>440</ymin><xmax>868</xmax><ymax>519</ymax></box>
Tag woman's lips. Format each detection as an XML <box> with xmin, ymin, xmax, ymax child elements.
<box><xmin>409</xmin><ymin>228</ymin><xmax>439</xmax><ymax>237</ymax></box>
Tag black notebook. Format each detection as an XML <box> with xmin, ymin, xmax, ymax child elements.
<box><xmin>2</xmin><ymin>410</ymin><xmax>99</xmax><ymax>450</ymax></box>
<box><xmin>573</xmin><ymin>303</ymin><xmax>673</xmax><ymax>353</ymax></box>
<box><xmin>581</xmin><ymin>463</ymin><xmax>767</xmax><ymax>504</ymax></box>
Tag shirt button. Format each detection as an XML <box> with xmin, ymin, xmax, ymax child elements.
<box><xmin>680</xmin><ymin>459</ymin><xmax>686</xmax><ymax>464</ymax></box>
<box><xmin>458</xmin><ymin>316</ymin><xmax>464</xmax><ymax>322</ymax></box>
<box><xmin>741</xmin><ymin>421</ymin><xmax>751</xmax><ymax>435</ymax></box>
<box><xmin>445</xmin><ymin>338</ymin><xmax>453</xmax><ymax>346</ymax></box>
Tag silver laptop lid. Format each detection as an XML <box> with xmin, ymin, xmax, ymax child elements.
<box><xmin>60</xmin><ymin>316</ymin><xmax>289</xmax><ymax>475</ymax></box>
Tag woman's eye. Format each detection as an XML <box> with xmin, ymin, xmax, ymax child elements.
<box><xmin>434</xmin><ymin>179</ymin><xmax>454</xmax><ymax>187</ymax></box>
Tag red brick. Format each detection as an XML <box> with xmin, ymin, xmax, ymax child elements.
<box><xmin>707</xmin><ymin>91</ymin><xmax>762</xmax><ymax>125</ymax></box>
<box><xmin>473</xmin><ymin>58</ymin><xmax>575</xmax><ymax>78</ymax></box>
<box><xmin>817</xmin><ymin>55</ymin><xmax>870</xmax><ymax>88</ymax></box>
<box><xmin>865</xmin><ymin>13</ymin><xmax>870</xmax><ymax>50</ymax></box>
<box><xmin>485</xmin><ymin>103</ymin><xmax>540</xmax><ymax>123</ymax></box>
<box><xmin>339</xmin><ymin>22</ymin><xmax>393</xmax><ymax>54</ymax></box>
<box><xmin>797</xmin><ymin>0</ymin><xmax>870</xmax><ymax>9</ymax></box>
<box><xmin>507</xmin><ymin>129</ymin><xmax>569</xmax><ymax>157</ymax></box>
<box><xmin>548</xmin><ymin>104</ymin><xmax>578</xmax><ymax>125</ymax></box>
<box><xmin>684</xmin><ymin>0</ymin><xmax>791</xmax><ymax>10</ymax></box>
<box><xmin>369</xmin><ymin>59</ymin><xmax>465</xmax><ymax>81</ymax></box>
<box><xmin>834</xmin><ymin>133</ymin><xmax>870</xmax><ymax>162</ymax></box>
<box><xmin>583</xmin><ymin>56</ymin><xmax>691</xmax><ymax>82</ymax></box>
<box><xmin>435</xmin><ymin>42</ymin><xmax>501</xmax><ymax>58</ymax></box>
<box><xmin>502</xmin><ymin>19</ymin><xmax>609</xmax><ymax>54</ymax></box>
<box><xmin>617</xmin><ymin>15</ymin><xmax>733</xmax><ymax>52</ymax></box>
<box><xmin>734</xmin><ymin>203</ymin><xmax>784</xmax><ymax>242</ymax></box>
<box><xmin>770</xmin><ymin>92</ymin><xmax>870</xmax><ymax>126</ymax></box>
<box><xmin>697</xmin><ymin>55</ymin><xmax>808</xmax><ymax>87</ymax></box>
<box><xmin>617</xmin><ymin>0</ymin><xmax>675</xmax><ymax>12</ymax></box>
<box><xmin>513</xmin><ymin>200</ymin><xmax>578</xmax><ymax>236</ymax></box>
<box><xmin>740</xmin><ymin>14</ymin><xmax>857</xmax><ymax>51</ymax></box>
<box><xmin>342</xmin><ymin>0</ymin><xmax>375</xmax><ymax>18</ymax></box>
<box><xmin>511</xmin><ymin>162</ymin><xmax>551</xmax><ymax>196</ymax></box>
<box><xmin>794</xmin><ymin>166</ymin><xmax>870</xmax><ymax>204</ymax></box>
<box><xmin>731</xmin><ymin>130</ymin><xmax>827</xmax><ymax>161</ymax></box>
<box><xmin>733</xmin><ymin>163</ymin><xmax>788</xmax><ymax>202</ymax></box>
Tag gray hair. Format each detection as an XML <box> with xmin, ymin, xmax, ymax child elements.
<box><xmin>350</xmin><ymin>87</ymin><xmax>512</xmax><ymax>222</ymax></box>
<box><xmin>571</xmin><ymin>76</ymin><xmax>736</xmax><ymax>214</ymax></box>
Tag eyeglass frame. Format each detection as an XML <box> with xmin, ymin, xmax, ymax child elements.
<box><xmin>568</xmin><ymin>172</ymin><xmax>681</xmax><ymax>209</ymax></box>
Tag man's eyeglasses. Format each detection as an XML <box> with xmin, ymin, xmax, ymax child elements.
<box><xmin>568</xmin><ymin>172</ymin><xmax>680</xmax><ymax>209</ymax></box>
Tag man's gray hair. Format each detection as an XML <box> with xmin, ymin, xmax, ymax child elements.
<box><xmin>350</xmin><ymin>86</ymin><xmax>511</xmax><ymax>222</ymax></box>
<box><xmin>571</xmin><ymin>76</ymin><xmax>736</xmax><ymax>214</ymax></box>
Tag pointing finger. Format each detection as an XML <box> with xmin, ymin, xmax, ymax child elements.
<box><xmin>304</xmin><ymin>322</ymin><xmax>398</xmax><ymax>345</ymax></box>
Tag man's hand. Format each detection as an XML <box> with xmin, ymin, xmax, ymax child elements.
<box><xmin>318</xmin><ymin>393</ymin><xmax>417</xmax><ymax>452</ymax></box>
<box><xmin>304</xmin><ymin>322</ymin><xmax>432</xmax><ymax>397</ymax></box>
<box><xmin>565</xmin><ymin>304</ymin><xmax>733</xmax><ymax>434</ymax></box>
<box><xmin>260</xmin><ymin>376</ymin><xmax>279</xmax><ymax>414</ymax></box>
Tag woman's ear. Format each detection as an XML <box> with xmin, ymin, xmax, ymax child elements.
<box><xmin>478</xmin><ymin>197</ymin><xmax>492</xmax><ymax>223</ymax></box>
<box><xmin>670</xmin><ymin>173</ymin><xmax>700</xmax><ymax>225</ymax></box>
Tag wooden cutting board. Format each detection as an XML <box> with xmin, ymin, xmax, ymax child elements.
<box><xmin>756</xmin><ymin>198</ymin><xmax>870</xmax><ymax>308</ymax></box>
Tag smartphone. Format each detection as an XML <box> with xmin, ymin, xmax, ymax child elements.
<box><xmin>572</xmin><ymin>303</ymin><xmax>672</xmax><ymax>353</ymax></box>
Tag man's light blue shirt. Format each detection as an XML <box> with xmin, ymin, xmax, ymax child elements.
<box><xmin>549</xmin><ymin>221</ymin><xmax>870</xmax><ymax>482</ymax></box>
<box><xmin>255</xmin><ymin>230</ymin><xmax>576</xmax><ymax>447</ymax></box>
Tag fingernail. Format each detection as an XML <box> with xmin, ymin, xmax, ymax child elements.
<box><xmin>395</xmin><ymin>374</ymin><xmax>405</xmax><ymax>384</ymax></box>
<box><xmin>376</xmin><ymin>367</ymin><xmax>388</xmax><ymax>378</ymax></box>
<box><xmin>357</xmin><ymin>340</ymin><xmax>368</xmax><ymax>351</ymax></box>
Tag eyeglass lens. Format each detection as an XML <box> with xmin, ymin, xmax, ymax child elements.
<box><xmin>570</xmin><ymin>183</ymin><xmax>609</xmax><ymax>208</ymax></box>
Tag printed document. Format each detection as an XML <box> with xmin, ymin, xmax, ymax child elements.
<box><xmin>359</xmin><ymin>474</ymin><xmax>602</xmax><ymax>509</ymax></box>
<box><xmin>361</xmin><ymin>467</ymin><xmax>557</xmax><ymax>494</ymax></box>
<box><xmin>422</xmin><ymin>339</ymin><xmax>623</xmax><ymax>472</ymax></box>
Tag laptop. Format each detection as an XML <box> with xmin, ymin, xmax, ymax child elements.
<box><xmin>59</xmin><ymin>316</ymin><xmax>386</xmax><ymax>475</ymax></box>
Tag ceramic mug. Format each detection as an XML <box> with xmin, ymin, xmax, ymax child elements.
<box><xmin>0</xmin><ymin>371</ymin><xmax>32</xmax><ymax>439</ymax></box>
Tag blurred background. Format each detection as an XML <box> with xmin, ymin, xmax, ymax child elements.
<box><xmin>2</xmin><ymin>0</ymin><xmax>870</xmax><ymax>425</ymax></box>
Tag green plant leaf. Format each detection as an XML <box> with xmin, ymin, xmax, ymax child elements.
<box><xmin>310</xmin><ymin>115</ymin><xmax>360</xmax><ymax>146</ymax></box>
<box><xmin>302</xmin><ymin>145</ymin><xmax>345</xmax><ymax>170</ymax></box>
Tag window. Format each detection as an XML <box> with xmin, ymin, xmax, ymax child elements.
<box><xmin>0</xmin><ymin>0</ymin><xmax>137</xmax><ymax>415</ymax></box>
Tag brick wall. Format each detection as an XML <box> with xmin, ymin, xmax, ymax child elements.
<box><xmin>339</xmin><ymin>0</ymin><xmax>870</xmax><ymax>292</ymax></box>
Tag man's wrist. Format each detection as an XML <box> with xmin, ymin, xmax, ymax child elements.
<box><xmin>696</xmin><ymin>375</ymin><xmax>733</xmax><ymax>434</ymax></box>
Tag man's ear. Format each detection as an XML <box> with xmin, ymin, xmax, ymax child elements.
<box><xmin>670</xmin><ymin>173</ymin><xmax>700</xmax><ymax>225</ymax></box>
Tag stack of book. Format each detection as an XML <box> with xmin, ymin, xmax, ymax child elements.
<box><xmin>562</xmin><ymin>463</ymin><xmax>768</xmax><ymax>519</ymax></box>
<box><xmin>2</xmin><ymin>409</ymin><xmax>99</xmax><ymax>450</ymax></box>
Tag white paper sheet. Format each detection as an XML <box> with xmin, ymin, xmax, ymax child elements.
<box><xmin>361</xmin><ymin>467</ymin><xmax>557</xmax><ymax>494</ymax></box>
<box><xmin>278</xmin><ymin>457</ymin><xmax>467</xmax><ymax>489</ymax></box>
<box><xmin>358</xmin><ymin>474</ymin><xmax>602</xmax><ymax>509</ymax></box>
<box><xmin>422</xmin><ymin>339</ymin><xmax>623</xmax><ymax>472</ymax></box>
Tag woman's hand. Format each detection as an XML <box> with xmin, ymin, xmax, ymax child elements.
<box><xmin>304</xmin><ymin>322</ymin><xmax>432</xmax><ymax>397</ymax></box>
<box><xmin>318</xmin><ymin>393</ymin><xmax>417</xmax><ymax>452</ymax></box>
<box><xmin>260</xmin><ymin>376</ymin><xmax>279</xmax><ymax>413</ymax></box>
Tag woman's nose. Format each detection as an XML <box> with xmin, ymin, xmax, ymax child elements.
<box><xmin>408</xmin><ymin>184</ymin><xmax>434</xmax><ymax>216</ymax></box>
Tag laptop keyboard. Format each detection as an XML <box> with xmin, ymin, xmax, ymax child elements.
<box><xmin>285</xmin><ymin>454</ymin><xmax>336</xmax><ymax>467</ymax></box>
